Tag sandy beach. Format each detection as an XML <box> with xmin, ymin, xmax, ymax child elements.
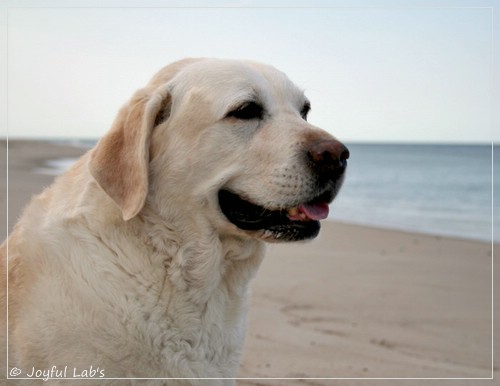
<box><xmin>1</xmin><ymin>140</ymin><xmax>497</xmax><ymax>385</ymax></box>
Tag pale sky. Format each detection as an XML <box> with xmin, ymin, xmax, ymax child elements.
<box><xmin>1</xmin><ymin>0</ymin><xmax>498</xmax><ymax>143</ymax></box>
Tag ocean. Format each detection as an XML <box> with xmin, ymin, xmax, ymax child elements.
<box><xmin>45</xmin><ymin>141</ymin><xmax>498</xmax><ymax>243</ymax></box>
<box><xmin>331</xmin><ymin>144</ymin><xmax>499</xmax><ymax>242</ymax></box>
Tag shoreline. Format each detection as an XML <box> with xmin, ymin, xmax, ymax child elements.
<box><xmin>1</xmin><ymin>139</ymin><xmax>498</xmax><ymax>384</ymax></box>
<box><xmin>3</xmin><ymin>139</ymin><xmax>496</xmax><ymax>244</ymax></box>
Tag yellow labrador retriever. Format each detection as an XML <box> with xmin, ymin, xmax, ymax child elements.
<box><xmin>1</xmin><ymin>58</ymin><xmax>348</xmax><ymax>384</ymax></box>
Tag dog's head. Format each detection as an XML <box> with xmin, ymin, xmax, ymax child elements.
<box><xmin>90</xmin><ymin>58</ymin><xmax>348</xmax><ymax>242</ymax></box>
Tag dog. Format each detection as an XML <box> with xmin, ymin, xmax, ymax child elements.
<box><xmin>1</xmin><ymin>58</ymin><xmax>348</xmax><ymax>385</ymax></box>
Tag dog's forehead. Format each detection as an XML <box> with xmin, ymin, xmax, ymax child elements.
<box><xmin>171</xmin><ymin>59</ymin><xmax>306</xmax><ymax>107</ymax></box>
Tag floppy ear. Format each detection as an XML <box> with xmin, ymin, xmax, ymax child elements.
<box><xmin>89</xmin><ymin>85</ymin><xmax>171</xmax><ymax>221</ymax></box>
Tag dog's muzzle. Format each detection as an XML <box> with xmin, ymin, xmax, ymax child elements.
<box><xmin>219</xmin><ymin>139</ymin><xmax>349</xmax><ymax>242</ymax></box>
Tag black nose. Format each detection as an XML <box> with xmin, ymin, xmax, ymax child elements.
<box><xmin>307</xmin><ymin>139</ymin><xmax>349</xmax><ymax>177</ymax></box>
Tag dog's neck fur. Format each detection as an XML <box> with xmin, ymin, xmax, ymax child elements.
<box><xmin>114</xmin><ymin>200</ymin><xmax>266</xmax><ymax>378</ymax></box>
<box><xmin>137</xmin><ymin>203</ymin><xmax>266</xmax><ymax>306</ymax></box>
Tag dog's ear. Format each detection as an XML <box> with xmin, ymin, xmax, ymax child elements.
<box><xmin>89</xmin><ymin>85</ymin><xmax>171</xmax><ymax>221</ymax></box>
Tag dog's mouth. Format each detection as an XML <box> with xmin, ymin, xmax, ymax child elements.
<box><xmin>218</xmin><ymin>189</ymin><xmax>334</xmax><ymax>242</ymax></box>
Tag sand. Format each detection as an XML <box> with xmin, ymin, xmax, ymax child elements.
<box><xmin>1</xmin><ymin>140</ymin><xmax>498</xmax><ymax>385</ymax></box>
<box><xmin>0</xmin><ymin>140</ymin><xmax>88</xmax><ymax>238</ymax></box>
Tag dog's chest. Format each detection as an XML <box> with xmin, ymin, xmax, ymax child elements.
<box><xmin>125</xmin><ymin>277</ymin><xmax>249</xmax><ymax>378</ymax></box>
<box><xmin>82</xmin><ymin>225</ymin><xmax>264</xmax><ymax>378</ymax></box>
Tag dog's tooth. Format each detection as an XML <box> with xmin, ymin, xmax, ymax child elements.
<box><xmin>288</xmin><ymin>207</ymin><xmax>299</xmax><ymax>216</ymax></box>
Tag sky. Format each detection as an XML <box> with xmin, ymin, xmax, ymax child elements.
<box><xmin>1</xmin><ymin>0</ymin><xmax>499</xmax><ymax>143</ymax></box>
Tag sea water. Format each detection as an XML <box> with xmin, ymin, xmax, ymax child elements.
<box><xmin>331</xmin><ymin>144</ymin><xmax>499</xmax><ymax>242</ymax></box>
<box><xmin>45</xmin><ymin>141</ymin><xmax>499</xmax><ymax>242</ymax></box>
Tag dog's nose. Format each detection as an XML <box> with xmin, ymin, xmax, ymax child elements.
<box><xmin>307</xmin><ymin>139</ymin><xmax>349</xmax><ymax>176</ymax></box>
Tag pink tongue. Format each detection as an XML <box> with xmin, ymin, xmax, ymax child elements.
<box><xmin>299</xmin><ymin>202</ymin><xmax>330</xmax><ymax>221</ymax></box>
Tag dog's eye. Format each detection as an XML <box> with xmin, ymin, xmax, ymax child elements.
<box><xmin>301</xmin><ymin>102</ymin><xmax>311</xmax><ymax>120</ymax></box>
<box><xmin>227</xmin><ymin>102</ymin><xmax>263</xmax><ymax>120</ymax></box>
